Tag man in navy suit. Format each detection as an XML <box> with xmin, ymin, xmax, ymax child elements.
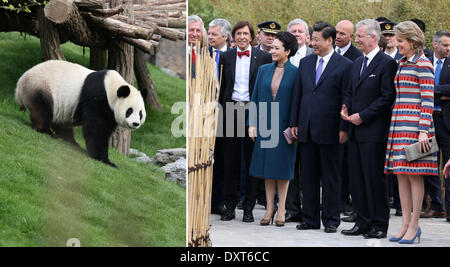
<box><xmin>218</xmin><ymin>21</ymin><xmax>272</xmax><ymax>222</ymax></box>
<box><xmin>208</xmin><ymin>18</ymin><xmax>232</xmax><ymax>216</ymax></box>
<box><xmin>340</xmin><ymin>19</ymin><xmax>397</xmax><ymax>239</ymax></box>
<box><xmin>335</xmin><ymin>20</ymin><xmax>363</xmax><ymax>61</ymax></box>
<box><xmin>334</xmin><ymin>20</ymin><xmax>363</xmax><ymax>221</ymax></box>
<box><xmin>422</xmin><ymin>30</ymin><xmax>450</xmax><ymax>221</ymax></box>
<box><xmin>290</xmin><ymin>22</ymin><xmax>352</xmax><ymax>233</ymax></box>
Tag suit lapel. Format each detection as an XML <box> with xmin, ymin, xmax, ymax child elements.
<box><xmin>356</xmin><ymin>50</ymin><xmax>382</xmax><ymax>88</ymax></box>
<box><xmin>230</xmin><ymin>48</ymin><xmax>237</xmax><ymax>89</ymax></box>
<box><xmin>249</xmin><ymin>47</ymin><xmax>258</xmax><ymax>82</ymax></box>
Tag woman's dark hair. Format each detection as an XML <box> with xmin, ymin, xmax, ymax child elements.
<box><xmin>313</xmin><ymin>21</ymin><xmax>336</xmax><ymax>43</ymax></box>
<box><xmin>275</xmin><ymin>31</ymin><xmax>298</xmax><ymax>58</ymax></box>
<box><xmin>232</xmin><ymin>21</ymin><xmax>255</xmax><ymax>42</ymax></box>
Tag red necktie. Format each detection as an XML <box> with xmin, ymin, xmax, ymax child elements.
<box><xmin>192</xmin><ymin>47</ymin><xmax>196</xmax><ymax>65</ymax></box>
<box><xmin>238</xmin><ymin>50</ymin><xmax>250</xmax><ymax>58</ymax></box>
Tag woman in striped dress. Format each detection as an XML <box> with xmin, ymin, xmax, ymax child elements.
<box><xmin>385</xmin><ymin>21</ymin><xmax>438</xmax><ymax>244</ymax></box>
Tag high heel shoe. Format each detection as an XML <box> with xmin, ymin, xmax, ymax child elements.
<box><xmin>398</xmin><ymin>227</ymin><xmax>421</xmax><ymax>244</ymax></box>
<box><xmin>260</xmin><ymin>207</ymin><xmax>277</xmax><ymax>226</ymax></box>
<box><xmin>389</xmin><ymin>235</ymin><xmax>403</xmax><ymax>242</ymax></box>
<box><xmin>275</xmin><ymin>209</ymin><xmax>285</xmax><ymax>227</ymax></box>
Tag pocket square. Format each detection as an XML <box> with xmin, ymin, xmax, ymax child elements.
<box><xmin>369</xmin><ymin>74</ymin><xmax>376</xmax><ymax>77</ymax></box>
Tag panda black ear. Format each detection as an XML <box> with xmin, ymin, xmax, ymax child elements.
<box><xmin>117</xmin><ymin>86</ymin><xmax>130</xmax><ymax>98</ymax></box>
<box><xmin>140</xmin><ymin>88</ymin><xmax>148</xmax><ymax>101</ymax></box>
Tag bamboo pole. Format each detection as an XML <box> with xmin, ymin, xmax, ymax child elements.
<box><xmin>187</xmin><ymin>43</ymin><xmax>221</xmax><ymax>247</ymax></box>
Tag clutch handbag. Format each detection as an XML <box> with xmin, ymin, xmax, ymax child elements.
<box><xmin>283</xmin><ymin>127</ymin><xmax>297</xmax><ymax>144</ymax></box>
<box><xmin>403</xmin><ymin>136</ymin><xmax>439</xmax><ymax>162</ymax></box>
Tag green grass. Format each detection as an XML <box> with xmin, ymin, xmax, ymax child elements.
<box><xmin>0</xmin><ymin>32</ymin><xmax>186</xmax><ymax>246</ymax></box>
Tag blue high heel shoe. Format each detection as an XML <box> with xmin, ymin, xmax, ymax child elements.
<box><xmin>398</xmin><ymin>227</ymin><xmax>421</xmax><ymax>244</ymax></box>
<box><xmin>389</xmin><ymin>235</ymin><xmax>403</xmax><ymax>242</ymax></box>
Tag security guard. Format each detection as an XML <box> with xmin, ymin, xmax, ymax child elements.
<box><xmin>380</xmin><ymin>21</ymin><xmax>403</xmax><ymax>62</ymax></box>
<box><xmin>256</xmin><ymin>20</ymin><xmax>281</xmax><ymax>52</ymax></box>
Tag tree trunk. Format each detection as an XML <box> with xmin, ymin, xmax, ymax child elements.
<box><xmin>37</xmin><ymin>7</ymin><xmax>65</xmax><ymax>61</ymax></box>
<box><xmin>134</xmin><ymin>47</ymin><xmax>163</xmax><ymax>110</ymax></box>
<box><xmin>108</xmin><ymin>0</ymin><xmax>134</xmax><ymax>157</ymax></box>
<box><xmin>90</xmin><ymin>47</ymin><xmax>108</xmax><ymax>70</ymax></box>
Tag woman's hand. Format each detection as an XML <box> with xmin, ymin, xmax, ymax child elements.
<box><xmin>444</xmin><ymin>159</ymin><xmax>450</xmax><ymax>179</ymax></box>
<box><xmin>418</xmin><ymin>132</ymin><xmax>431</xmax><ymax>153</ymax></box>
<box><xmin>248</xmin><ymin>126</ymin><xmax>257</xmax><ymax>142</ymax></box>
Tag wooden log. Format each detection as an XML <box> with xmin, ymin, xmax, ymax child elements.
<box><xmin>156</xmin><ymin>26</ymin><xmax>185</xmax><ymax>41</ymax></box>
<box><xmin>37</xmin><ymin>7</ymin><xmax>65</xmax><ymax>60</ymax></box>
<box><xmin>74</xmin><ymin>0</ymin><xmax>105</xmax><ymax>9</ymax></box>
<box><xmin>82</xmin><ymin>12</ymin><xmax>153</xmax><ymax>40</ymax></box>
<box><xmin>134</xmin><ymin>48</ymin><xmax>162</xmax><ymax>110</ymax></box>
<box><xmin>122</xmin><ymin>36</ymin><xmax>156</xmax><ymax>55</ymax></box>
<box><xmin>44</xmin><ymin>0</ymin><xmax>74</xmax><ymax>24</ymax></box>
<box><xmin>90</xmin><ymin>47</ymin><xmax>108</xmax><ymax>70</ymax></box>
<box><xmin>91</xmin><ymin>4</ymin><xmax>124</xmax><ymax>18</ymax></box>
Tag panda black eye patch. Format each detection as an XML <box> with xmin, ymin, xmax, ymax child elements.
<box><xmin>126</xmin><ymin>108</ymin><xmax>133</xmax><ymax>118</ymax></box>
<box><xmin>139</xmin><ymin>110</ymin><xmax>143</xmax><ymax>120</ymax></box>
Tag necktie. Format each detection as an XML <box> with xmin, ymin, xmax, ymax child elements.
<box><xmin>360</xmin><ymin>56</ymin><xmax>368</xmax><ymax>77</ymax></box>
<box><xmin>192</xmin><ymin>47</ymin><xmax>196</xmax><ymax>65</ymax></box>
<box><xmin>435</xmin><ymin>59</ymin><xmax>442</xmax><ymax>86</ymax></box>
<box><xmin>315</xmin><ymin>58</ymin><xmax>324</xmax><ymax>85</ymax></box>
<box><xmin>337</xmin><ymin>48</ymin><xmax>341</xmax><ymax>55</ymax></box>
<box><xmin>238</xmin><ymin>50</ymin><xmax>250</xmax><ymax>58</ymax></box>
<box><xmin>215</xmin><ymin>50</ymin><xmax>222</xmax><ymax>79</ymax></box>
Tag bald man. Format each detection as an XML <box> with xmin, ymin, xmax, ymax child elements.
<box><xmin>335</xmin><ymin>20</ymin><xmax>362</xmax><ymax>62</ymax></box>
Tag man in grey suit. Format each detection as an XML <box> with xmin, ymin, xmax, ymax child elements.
<box><xmin>285</xmin><ymin>18</ymin><xmax>314</xmax><ymax>223</ymax></box>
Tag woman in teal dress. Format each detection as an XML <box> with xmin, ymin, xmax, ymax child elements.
<box><xmin>248</xmin><ymin>32</ymin><xmax>299</xmax><ymax>227</ymax></box>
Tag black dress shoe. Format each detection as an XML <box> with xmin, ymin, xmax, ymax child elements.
<box><xmin>296</xmin><ymin>223</ymin><xmax>320</xmax><ymax>230</ymax></box>
<box><xmin>242</xmin><ymin>211</ymin><xmax>254</xmax><ymax>223</ymax></box>
<box><xmin>220</xmin><ymin>209</ymin><xmax>235</xmax><ymax>221</ymax></box>
<box><xmin>343</xmin><ymin>210</ymin><xmax>355</xmax><ymax>217</ymax></box>
<box><xmin>285</xmin><ymin>213</ymin><xmax>303</xmax><ymax>223</ymax></box>
<box><xmin>395</xmin><ymin>209</ymin><xmax>402</xmax><ymax>216</ymax></box>
<box><xmin>211</xmin><ymin>204</ymin><xmax>226</xmax><ymax>215</ymax></box>
<box><xmin>363</xmin><ymin>229</ymin><xmax>387</xmax><ymax>239</ymax></box>
<box><xmin>341</xmin><ymin>225</ymin><xmax>368</xmax><ymax>236</ymax></box>
<box><xmin>342</xmin><ymin>213</ymin><xmax>357</xmax><ymax>222</ymax></box>
<box><xmin>324</xmin><ymin>226</ymin><xmax>337</xmax><ymax>233</ymax></box>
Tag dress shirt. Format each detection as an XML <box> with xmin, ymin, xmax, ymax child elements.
<box><xmin>290</xmin><ymin>44</ymin><xmax>307</xmax><ymax>67</ymax></box>
<box><xmin>360</xmin><ymin>46</ymin><xmax>380</xmax><ymax>74</ymax></box>
<box><xmin>385</xmin><ymin>48</ymin><xmax>398</xmax><ymax>59</ymax></box>
<box><xmin>335</xmin><ymin>42</ymin><xmax>351</xmax><ymax>56</ymax></box>
<box><xmin>315</xmin><ymin>49</ymin><xmax>334</xmax><ymax>73</ymax></box>
<box><xmin>232</xmin><ymin>46</ymin><xmax>252</xmax><ymax>102</ymax></box>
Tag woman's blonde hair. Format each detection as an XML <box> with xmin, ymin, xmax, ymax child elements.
<box><xmin>394</xmin><ymin>21</ymin><xmax>425</xmax><ymax>53</ymax></box>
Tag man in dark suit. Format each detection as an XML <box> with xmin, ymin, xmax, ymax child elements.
<box><xmin>335</xmin><ymin>20</ymin><xmax>363</xmax><ymax>222</ymax></box>
<box><xmin>422</xmin><ymin>30</ymin><xmax>450</xmax><ymax>221</ymax></box>
<box><xmin>340</xmin><ymin>19</ymin><xmax>397</xmax><ymax>239</ymax></box>
<box><xmin>208</xmin><ymin>18</ymin><xmax>232</xmax><ymax>216</ymax></box>
<box><xmin>335</xmin><ymin>20</ymin><xmax>363</xmax><ymax>61</ymax></box>
<box><xmin>218</xmin><ymin>21</ymin><xmax>272</xmax><ymax>222</ymax></box>
<box><xmin>290</xmin><ymin>22</ymin><xmax>352</xmax><ymax>233</ymax></box>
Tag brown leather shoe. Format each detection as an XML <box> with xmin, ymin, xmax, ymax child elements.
<box><xmin>420</xmin><ymin>210</ymin><xmax>446</xmax><ymax>218</ymax></box>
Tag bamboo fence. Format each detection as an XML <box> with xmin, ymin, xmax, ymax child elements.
<box><xmin>187</xmin><ymin>44</ymin><xmax>221</xmax><ymax>247</ymax></box>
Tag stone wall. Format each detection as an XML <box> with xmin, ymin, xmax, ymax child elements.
<box><xmin>155</xmin><ymin>39</ymin><xmax>186</xmax><ymax>80</ymax></box>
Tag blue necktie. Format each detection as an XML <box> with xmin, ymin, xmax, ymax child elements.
<box><xmin>360</xmin><ymin>56</ymin><xmax>368</xmax><ymax>77</ymax></box>
<box><xmin>315</xmin><ymin>58</ymin><xmax>324</xmax><ymax>85</ymax></box>
<box><xmin>435</xmin><ymin>59</ymin><xmax>442</xmax><ymax>86</ymax></box>
<box><xmin>215</xmin><ymin>50</ymin><xmax>221</xmax><ymax>79</ymax></box>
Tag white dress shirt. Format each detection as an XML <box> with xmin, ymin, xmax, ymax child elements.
<box><xmin>290</xmin><ymin>44</ymin><xmax>307</xmax><ymax>67</ymax></box>
<box><xmin>232</xmin><ymin>46</ymin><xmax>252</xmax><ymax>102</ymax></box>
<box><xmin>335</xmin><ymin>42</ymin><xmax>351</xmax><ymax>56</ymax></box>
<box><xmin>360</xmin><ymin>46</ymin><xmax>380</xmax><ymax>74</ymax></box>
<box><xmin>385</xmin><ymin>48</ymin><xmax>398</xmax><ymax>59</ymax></box>
<box><xmin>316</xmin><ymin>49</ymin><xmax>334</xmax><ymax>73</ymax></box>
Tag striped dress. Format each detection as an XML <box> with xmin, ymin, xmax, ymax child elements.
<box><xmin>384</xmin><ymin>51</ymin><xmax>438</xmax><ymax>176</ymax></box>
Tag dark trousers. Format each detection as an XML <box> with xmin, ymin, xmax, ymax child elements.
<box><xmin>348</xmin><ymin>140</ymin><xmax>390</xmax><ymax>232</ymax></box>
<box><xmin>286</xmin><ymin>148</ymin><xmax>302</xmax><ymax>219</ymax></box>
<box><xmin>300</xmin><ymin>141</ymin><xmax>343</xmax><ymax>228</ymax></box>
<box><xmin>222</xmin><ymin>106</ymin><xmax>257</xmax><ymax>212</ymax></box>
<box><xmin>423</xmin><ymin>114</ymin><xmax>448</xmax><ymax>212</ymax></box>
<box><xmin>211</xmin><ymin>138</ymin><xmax>224</xmax><ymax>209</ymax></box>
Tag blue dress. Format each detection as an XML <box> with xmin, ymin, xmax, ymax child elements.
<box><xmin>249</xmin><ymin>61</ymin><xmax>298</xmax><ymax>180</ymax></box>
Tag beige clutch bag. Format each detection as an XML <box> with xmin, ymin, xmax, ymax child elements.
<box><xmin>403</xmin><ymin>136</ymin><xmax>439</xmax><ymax>162</ymax></box>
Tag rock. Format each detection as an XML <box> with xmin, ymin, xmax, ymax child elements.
<box><xmin>151</xmin><ymin>148</ymin><xmax>186</xmax><ymax>166</ymax></box>
<box><xmin>161</xmin><ymin>158</ymin><xmax>186</xmax><ymax>188</ymax></box>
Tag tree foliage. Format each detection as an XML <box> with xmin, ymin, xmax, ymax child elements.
<box><xmin>189</xmin><ymin>0</ymin><xmax>449</xmax><ymax>46</ymax></box>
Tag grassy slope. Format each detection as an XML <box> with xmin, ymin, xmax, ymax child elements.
<box><xmin>0</xmin><ymin>32</ymin><xmax>186</xmax><ymax>246</ymax></box>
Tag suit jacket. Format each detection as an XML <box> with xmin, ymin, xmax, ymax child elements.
<box><xmin>343</xmin><ymin>43</ymin><xmax>363</xmax><ymax>62</ymax></box>
<box><xmin>290</xmin><ymin>52</ymin><xmax>353</xmax><ymax>144</ymax></box>
<box><xmin>248</xmin><ymin>61</ymin><xmax>298</xmax><ymax>179</ymax></box>
<box><xmin>343</xmin><ymin>51</ymin><xmax>397</xmax><ymax>142</ymax></box>
<box><xmin>208</xmin><ymin>46</ymin><xmax>231</xmax><ymax>57</ymax></box>
<box><xmin>434</xmin><ymin>56</ymin><xmax>450</xmax><ymax>130</ymax></box>
<box><xmin>218</xmin><ymin>47</ymin><xmax>272</xmax><ymax>106</ymax></box>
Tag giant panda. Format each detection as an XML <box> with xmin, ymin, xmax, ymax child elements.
<box><xmin>15</xmin><ymin>60</ymin><xmax>147</xmax><ymax>167</ymax></box>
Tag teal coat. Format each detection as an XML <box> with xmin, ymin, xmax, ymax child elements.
<box><xmin>249</xmin><ymin>61</ymin><xmax>298</xmax><ymax>180</ymax></box>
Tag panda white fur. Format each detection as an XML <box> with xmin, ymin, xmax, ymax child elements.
<box><xmin>15</xmin><ymin>60</ymin><xmax>147</xmax><ymax>167</ymax></box>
